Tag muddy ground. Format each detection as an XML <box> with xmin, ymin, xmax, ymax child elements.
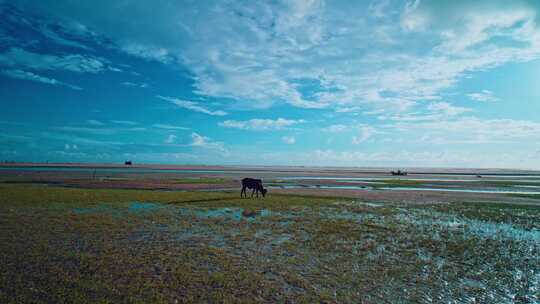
<box><xmin>1</xmin><ymin>165</ymin><xmax>540</xmax><ymax>206</ymax></box>
<box><xmin>0</xmin><ymin>165</ymin><xmax>539</xmax><ymax>302</ymax></box>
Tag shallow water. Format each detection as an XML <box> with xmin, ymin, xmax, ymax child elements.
<box><xmin>381</xmin><ymin>187</ymin><xmax>540</xmax><ymax>195</ymax></box>
<box><xmin>400</xmin><ymin>210</ymin><xmax>540</xmax><ymax>242</ymax></box>
<box><xmin>516</xmin><ymin>185</ymin><xmax>540</xmax><ymax>189</ymax></box>
<box><xmin>279</xmin><ymin>176</ymin><xmax>477</xmax><ymax>181</ymax></box>
<box><xmin>279</xmin><ymin>176</ymin><xmax>540</xmax><ymax>182</ymax></box>
<box><xmin>180</xmin><ymin>207</ymin><xmax>273</xmax><ymax>221</ymax></box>
<box><xmin>128</xmin><ymin>202</ymin><xmax>162</xmax><ymax>212</ymax></box>
<box><xmin>270</xmin><ymin>183</ymin><xmax>540</xmax><ymax>194</ymax></box>
<box><xmin>73</xmin><ymin>205</ymin><xmax>116</xmax><ymax>214</ymax></box>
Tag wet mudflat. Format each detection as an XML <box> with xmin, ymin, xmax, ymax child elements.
<box><xmin>0</xmin><ymin>184</ymin><xmax>538</xmax><ymax>303</ymax></box>
<box><xmin>3</xmin><ymin>165</ymin><xmax>540</xmax><ymax>203</ymax></box>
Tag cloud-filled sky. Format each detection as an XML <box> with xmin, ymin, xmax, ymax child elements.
<box><xmin>1</xmin><ymin>0</ymin><xmax>540</xmax><ymax>168</ymax></box>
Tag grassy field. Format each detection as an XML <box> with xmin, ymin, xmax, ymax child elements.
<box><xmin>510</xmin><ymin>193</ymin><xmax>540</xmax><ymax>200</ymax></box>
<box><xmin>0</xmin><ymin>184</ymin><xmax>539</xmax><ymax>303</ymax></box>
<box><xmin>370</xmin><ymin>179</ymin><xmax>427</xmax><ymax>188</ymax></box>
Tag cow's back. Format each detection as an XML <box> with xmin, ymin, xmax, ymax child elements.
<box><xmin>242</xmin><ymin>178</ymin><xmax>262</xmax><ymax>188</ymax></box>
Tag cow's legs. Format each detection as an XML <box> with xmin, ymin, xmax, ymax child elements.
<box><xmin>241</xmin><ymin>186</ymin><xmax>246</xmax><ymax>198</ymax></box>
<box><xmin>251</xmin><ymin>189</ymin><xmax>255</xmax><ymax>197</ymax></box>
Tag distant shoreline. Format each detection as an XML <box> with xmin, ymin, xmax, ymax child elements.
<box><xmin>1</xmin><ymin>162</ymin><xmax>539</xmax><ymax>176</ymax></box>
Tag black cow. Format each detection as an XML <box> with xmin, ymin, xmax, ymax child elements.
<box><xmin>241</xmin><ymin>178</ymin><xmax>267</xmax><ymax>198</ymax></box>
<box><xmin>391</xmin><ymin>170</ymin><xmax>407</xmax><ymax>176</ymax></box>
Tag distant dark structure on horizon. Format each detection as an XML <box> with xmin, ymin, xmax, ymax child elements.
<box><xmin>125</xmin><ymin>160</ymin><xmax>132</xmax><ymax>166</ymax></box>
<box><xmin>391</xmin><ymin>170</ymin><xmax>407</xmax><ymax>176</ymax></box>
<box><xmin>241</xmin><ymin>178</ymin><xmax>267</xmax><ymax>198</ymax></box>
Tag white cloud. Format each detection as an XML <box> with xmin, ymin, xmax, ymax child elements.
<box><xmin>294</xmin><ymin>149</ymin><xmax>538</xmax><ymax>168</ymax></box>
<box><xmin>368</xmin><ymin>0</ymin><xmax>391</xmax><ymax>19</ymax></box>
<box><xmin>14</xmin><ymin>1</ymin><xmax>540</xmax><ymax>115</ymax></box>
<box><xmin>427</xmin><ymin>102</ymin><xmax>472</xmax><ymax>116</ymax></box>
<box><xmin>335</xmin><ymin>107</ymin><xmax>363</xmax><ymax>113</ymax></box>
<box><xmin>352</xmin><ymin>126</ymin><xmax>376</xmax><ymax>144</ymax></box>
<box><xmin>190</xmin><ymin>133</ymin><xmax>207</xmax><ymax>146</ymax></box>
<box><xmin>111</xmin><ymin>120</ymin><xmax>137</xmax><ymax>125</ymax></box>
<box><xmin>436</xmin><ymin>8</ymin><xmax>537</xmax><ymax>54</ymax></box>
<box><xmin>6</xmin><ymin>7</ymin><xmax>100</xmax><ymax>52</ymax></box>
<box><xmin>157</xmin><ymin>96</ymin><xmax>227</xmax><ymax>116</ymax></box>
<box><xmin>322</xmin><ymin>124</ymin><xmax>348</xmax><ymax>133</ymax></box>
<box><xmin>380</xmin><ymin>101</ymin><xmax>472</xmax><ymax>122</ymax></box>
<box><xmin>190</xmin><ymin>132</ymin><xmax>225</xmax><ymax>151</ymax></box>
<box><xmin>64</xmin><ymin>143</ymin><xmax>78</xmax><ymax>150</ymax></box>
<box><xmin>122</xmin><ymin>81</ymin><xmax>149</xmax><ymax>89</ymax></box>
<box><xmin>87</xmin><ymin>119</ymin><xmax>104</xmax><ymax>126</ymax></box>
<box><xmin>468</xmin><ymin>90</ymin><xmax>499</xmax><ymax>102</ymax></box>
<box><xmin>219</xmin><ymin>118</ymin><xmax>304</xmax><ymax>131</ymax></box>
<box><xmin>0</xmin><ymin>48</ymin><xmax>107</xmax><ymax>73</ymax></box>
<box><xmin>390</xmin><ymin>116</ymin><xmax>540</xmax><ymax>144</ymax></box>
<box><xmin>6</xmin><ymin>1</ymin><xmax>540</xmax><ymax>169</ymax></box>
<box><xmin>165</xmin><ymin>134</ymin><xmax>176</xmax><ymax>144</ymax></box>
<box><xmin>1</xmin><ymin>69</ymin><xmax>82</xmax><ymax>90</ymax></box>
<box><xmin>38</xmin><ymin>24</ymin><xmax>91</xmax><ymax>50</ymax></box>
<box><xmin>58</xmin><ymin>126</ymin><xmax>146</xmax><ymax>135</ymax></box>
<box><xmin>152</xmin><ymin>124</ymin><xmax>190</xmax><ymax>130</ymax></box>
<box><xmin>121</xmin><ymin>43</ymin><xmax>172</xmax><ymax>63</ymax></box>
<box><xmin>282</xmin><ymin>135</ymin><xmax>296</xmax><ymax>144</ymax></box>
<box><xmin>400</xmin><ymin>0</ymin><xmax>426</xmax><ymax>31</ymax></box>
<box><xmin>363</xmin><ymin>109</ymin><xmax>386</xmax><ymax>116</ymax></box>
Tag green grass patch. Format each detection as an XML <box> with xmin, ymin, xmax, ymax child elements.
<box><xmin>0</xmin><ymin>184</ymin><xmax>339</xmax><ymax>210</ymax></box>
<box><xmin>485</xmin><ymin>180</ymin><xmax>540</xmax><ymax>187</ymax></box>
<box><xmin>0</xmin><ymin>184</ymin><xmax>230</xmax><ymax>208</ymax></box>
<box><xmin>1</xmin><ymin>184</ymin><xmax>538</xmax><ymax>303</ymax></box>
<box><xmin>508</xmin><ymin>193</ymin><xmax>540</xmax><ymax>200</ymax></box>
<box><xmin>371</xmin><ymin>179</ymin><xmax>426</xmax><ymax>188</ymax></box>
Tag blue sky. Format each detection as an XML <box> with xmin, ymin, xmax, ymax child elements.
<box><xmin>1</xmin><ymin>0</ymin><xmax>540</xmax><ymax>168</ymax></box>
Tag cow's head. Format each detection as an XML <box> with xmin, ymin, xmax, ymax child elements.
<box><xmin>261</xmin><ymin>188</ymin><xmax>267</xmax><ymax>197</ymax></box>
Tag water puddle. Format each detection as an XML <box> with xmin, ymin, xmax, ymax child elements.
<box><xmin>413</xmin><ymin>216</ymin><xmax>539</xmax><ymax>242</ymax></box>
<box><xmin>179</xmin><ymin>207</ymin><xmax>274</xmax><ymax>221</ymax></box>
<box><xmin>73</xmin><ymin>204</ymin><xmax>116</xmax><ymax>214</ymax></box>
<box><xmin>194</xmin><ymin>208</ymin><xmax>243</xmax><ymax>220</ymax></box>
<box><xmin>128</xmin><ymin>202</ymin><xmax>162</xmax><ymax>212</ymax></box>
<box><xmin>336</xmin><ymin>201</ymin><xmax>384</xmax><ymax>208</ymax></box>
<box><xmin>73</xmin><ymin>201</ymin><xmax>164</xmax><ymax>215</ymax></box>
